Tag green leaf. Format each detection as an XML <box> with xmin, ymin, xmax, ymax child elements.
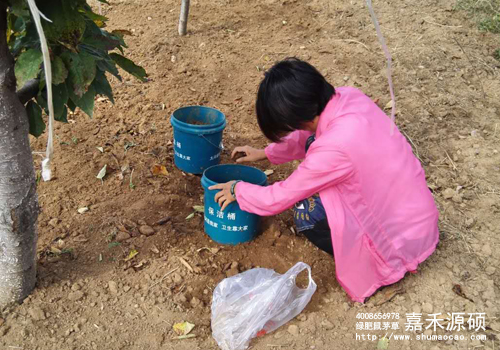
<box><xmin>67</xmin><ymin>98</ymin><xmax>77</xmax><ymax>112</ymax></box>
<box><xmin>92</xmin><ymin>69</ymin><xmax>114</xmax><ymax>103</ymax></box>
<box><xmin>109</xmin><ymin>53</ymin><xmax>147</xmax><ymax>82</ymax></box>
<box><xmin>52</xmin><ymin>56</ymin><xmax>68</xmax><ymax>85</ymax></box>
<box><xmin>36</xmin><ymin>83</ymin><xmax>69</xmax><ymax>122</ymax></box>
<box><xmin>53</xmin><ymin>84</ymin><xmax>69</xmax><ymax>122</ymax></box>
<box><xmin>82</xmin><ymin>20</ymin><xmax>122</xmax><ymax>52</ymax></box>
<box><xmin>57</xmin><ymin>106</ymin><xmax>68</xmax><ymax>123</ymax></box>
<box><xmin>61</xmin><ymin>51</ymin><xmax>96</xmax><ymax>97</ymax></box>
<box><xmin>96</xmin><ymin>59</ymin><xmax>122</xmax><ymax>80</ymax></box>
<box><xmin>15</xmin><ymin>48</ymin><xmax>43</xmax><ymax>88</ymax></box>
<box><xmin>26</xmin><ymin>101</ymin><xmax>45</xmax><ymax>137</ymax></box>
<box><xmin>78</xmin><ymin>5</ymin><xmax>109</xmax><ymax>24</ymax></box>
<box><xmin>37</xmin><ymin>0</ymin><xmax>86</xmax><ymax>44</ymax></box>
<box><xmin>10</xmin><ymin>0</ymin><xmax>29</xmax><ymax>17</ymax></box>
<box><xmin>70</xmin><ymin>85</ymin><xmax>96</xmax><ymax>118</ymax></box>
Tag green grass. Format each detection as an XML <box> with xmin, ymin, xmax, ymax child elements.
<box><xmin>457</xmin><ymin>0</ymin><xmax>500</xmax><ymax>58</ymax></box>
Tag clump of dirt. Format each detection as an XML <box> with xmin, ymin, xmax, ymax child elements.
<box><xmin>187</xmin><ymin>119</ymin><xmax>211</xmax><ymax>125</ymax></box>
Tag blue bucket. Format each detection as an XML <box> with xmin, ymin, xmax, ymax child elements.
<box><xmin>170</xmin><ymin>106</ymin><xmax>226</xmax><ymax>174</ymax></box>
<box><xmin>201</xmin><ymin>164</ymin><xmax>268</xmax><ymax>245</ymax></box>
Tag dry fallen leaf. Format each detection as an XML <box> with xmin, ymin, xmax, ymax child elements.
<box><xmin>178</xmin><ymin>257</ymin><xmax>194</xmax><ymax>273</ymax></box>
<box><xmin>192</xmin><ymin>205</ymin><xmax>204</xmax><ymax>213</ymax></box>
<box><xmin>373</xmin><ymin>284</ymin><xmax>405</xmax><ymax>306</ymax></box>
<box><xmin>151</xmin><ymin>164</ymin><xmax>168</xmax><ymax>177</ymax></box>
<box><xmin>452</xmin><ymin>284</ymin><xmax>474</xmax><ymax>302</ymax></box>
<box><xmin>384</xmin><ymin>100</ymin><xmax>394</xmax><ymax>110</ymax></box>
<box><xmin>173</xmin><ymin>322</ymin><xmax>195</xmax><ymax>336</ymax></box>
<box><xmin>96</xmin><ymin>165</ymin><xmax>107</xmax><ymax>182</ymax></box>
<box><xmin>173</xmin><ymin>334</ymin><xmax>196</xmax><ymax>340</ymax></box>
<box><xmin>124</xmin><ymin>249</ymin><xmax>139</xmax><ymax>261</ymax></box>
<box><xmin>377</xmin><ymin>336</ymin><xmax>389</xmax><ymax>349</ymax></box>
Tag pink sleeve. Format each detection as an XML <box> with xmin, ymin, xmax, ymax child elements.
<box><xmin>264</xmin><ymin>130</ymin><xmax>313</xmax><ymax>165</ymax></box>
<box><xmin>236</xmin><ymin>143</ymin><xmax>353</xmax><ymax>216</ymax></box>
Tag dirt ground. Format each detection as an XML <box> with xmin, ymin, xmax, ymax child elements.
<box><xmin>1</xmin><ymin>0</ymin><xmax>499</xmax><ymax>349</ymax></box>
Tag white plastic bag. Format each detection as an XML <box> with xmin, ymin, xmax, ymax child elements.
<box><xmin>211</xmin><ymin>262</ymin><xmax>317</xmax><ymax>350</ymax></box>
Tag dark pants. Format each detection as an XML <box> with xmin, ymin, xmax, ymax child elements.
<box><xmin>293</xmin><ymin>134</ymin><xmax>333</xmax><ymax>255</ymax></box>
<box><xmin>293</xmin><ymin>196</ymin><xmax>333</xmax><ymax>255</ymax></box>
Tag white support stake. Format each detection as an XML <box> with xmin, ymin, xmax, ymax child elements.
<box><xmin>178</xmin><ymin>0</ymin><xmax>190</xmax><ymax>36</ymax></box>
<box><xmin>26</xmin><ymin>0</ymin><xmax>54</xmax><ymax>181</ymax></box>
<box><xmin>365</xmin><ymin>0</ymin><xmax>396</xmax><ymax>135</ymax></box>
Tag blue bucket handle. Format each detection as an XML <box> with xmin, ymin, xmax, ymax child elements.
<box><xmin>200</xmin><ymin>134</ymin><xmax>224</xmax><ymax>151</ymax></box>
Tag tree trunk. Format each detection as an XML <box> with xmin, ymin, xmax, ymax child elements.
<box><xmin>0</xmin><ymin>4</ymin><xmax>39</xmax><ymax>308</ymax></box>
<box><xmin>178</xmin><ymin>0</ymin><xmax>190</xmax><ymax>36</ymax></box>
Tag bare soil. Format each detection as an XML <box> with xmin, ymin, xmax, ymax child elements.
<box><xmin>1</xmin><ymin>0</ymin><xmax>499</xmax><ymax>349</ymax></box>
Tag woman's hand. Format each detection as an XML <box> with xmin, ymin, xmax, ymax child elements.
<box><xmin>209</xmin><ymin>181</ymin><xmax>236</xmax><ymax>211</ymax></box>
<box><xmin>231</xmin><ymin>146</ymin><xmax>267</xmax><ymax>163</ymax></box>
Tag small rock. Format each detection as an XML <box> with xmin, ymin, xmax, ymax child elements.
<box><xmin>175</xmin><ymin>293</ymin><xmax>187</xmax><ymax>303</ymax></box>
<box><xmin>172</xmin><ymin>273</ymin><xmax>183</xmax><ymax>284</ymax></box>
<box><xmin>485</xmin><ymin>266</ymin><xmax>496</xmax><ymax>275</ymax></box>
<box><xmin>21</xmin><ymin>328</ymin><xmax>29</xmax><ymax>337</ymax></box>
<box><xmin>297</xmin><ymin>314</ymin><xmax>307</xmax><ymax>322</ymax></box>
<box><xmin>230</xmin><ymin>261</ymin><xmax>239</xmax><ymax>270</ymax></box>
<box><xmin>0</xmin><ymin>318</ymin><xmax>4</xmax><ymax>326</ymax></box>
<box><xmin>77</xmin><ymin>207</ymin><xmax>89</xmax><ymax>214</ymax></box>
<box><xmin>445</xmin><ymin>261</ymin><xmax>453</xmax><ymax>269</ymax></box>
<box><xmin>412</xmin><ymin>305</ymin><xmax>422</xmax><ymax>314</ymax></box>
<box><xmin>123</xmin><ymin>285</ymin><xmax>131</xmax><ymax>293</ymax></box>
<box><xmin>443</xmin><ymin>188</ymin><xmax>455</xmax><ymax>199</ymax></box>
<box><xmin>108</xmin><ymin>281</ymin><xmax>118</xmax><ymax>295</ymax></box>
<box><xmin>139</xmin><ymin>225</ymin><xmax>155</xmax><ymax>236</ymax></box>
<box><xmin>470</xmin><ymin>338</ymin><xmax>481</xmax><ymax>346</ymax></box>
<box><xmin>226</xmin><ymin>268</ymin><xmax>239</xmax><ymax>278</ymax></box>
<box><xmin>137</xmin><ymin>219</ymin><xmax>147</xmax><ymax>226</ymax></box>
<box><xmin>482</xmin><ymin>244</ymin><xmax>492</xmax><ymax>256</ymax></box>
<box><xmin>28</xmin><ymin>306</ymin><xmax>46</xmax><ymax>321</ymax></box>
<box><xmin>115</xmin><ymin>231</ymin><xmax>131</xmax><ymax>242</ymax></box>
<box><xmin>430</xmin><ymin>346</ymin><xmax>441</xmax><ymax>350</ymax></box>
<box><xmin>287</xmin><ymin>324</ymin><xmax>299</xmax><ymax>336</ymax></box>
<box><xmin>71</xmin><ymin>283</ymin><xmax>81</xmax><ymax>291</ymax></box>
<box><xmin>423</xmin><ymin>329</ymin><xmax>433</xmax><ymax>336</ymax></box>
<box><xmin>422</xmin><ymin>302</ymin><xmax>433</xmax><ymax>313</ymax></box>
<box><xmin>452</xmin><ymin>194</ymin><xmax>462</xmax><ymax>203</ymax></box>
<box><xmin>342</xmin><ymin>302</ymin><xmax>350</xmax><ymax>311</ymax></box>
<box><xmin>465</xmin><ymin>218</ymin><xmax>475</xmax><ymax>228</ymax></box>
<box><xmin>190</xmin><ymin>297</ymin><xmax>202</xmax><ymax>308</ymax></box>
<box><xmin>68</xmin><ymin>291</ymin><xmax>84</xmax><ymax>301</ymax></box>
<box><xmin>122</xmin><ymin>219</ymin><xmax>137</xmax><ymax>229</ymax></box>
<box><xmin>49</xmin><ymin>218</ymin><xmax>60</xmax><ymax>227</ymax></box>
<box><xmin>321</xmin><ymin>320</ymin><xmax>334</xmax><ymax>330</ymax></box>
<box><xmin>0</xmin><ymin>326</ymin><xmax>9</xmax><ymax>336</ymax></box>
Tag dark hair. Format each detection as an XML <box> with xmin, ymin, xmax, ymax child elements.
<box><xmin>256</xmin><ymin>57</ymin><xmax>335</xmax><ymax>142</ymax></box>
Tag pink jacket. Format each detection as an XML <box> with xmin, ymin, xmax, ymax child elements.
<box><xmin>236</xmin><ymin>87</ymin><xmax>439</xmax><ymax>303</ymax></box>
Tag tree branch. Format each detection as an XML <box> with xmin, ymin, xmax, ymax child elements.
<box><xmin>16</xmin><ymin>79</ymin><xmax>39</xmax><ymax>105</ymax></box>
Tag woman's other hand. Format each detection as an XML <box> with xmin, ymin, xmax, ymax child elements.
<box><xmin>209</xmin><ymin>181</ymin><xmax>236</xmax><ymax>211</ymax></box>
<box><xmin>231</xmin><ymin>146</ymin><xmax>267</xmax><ymax>163</ymax></box>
